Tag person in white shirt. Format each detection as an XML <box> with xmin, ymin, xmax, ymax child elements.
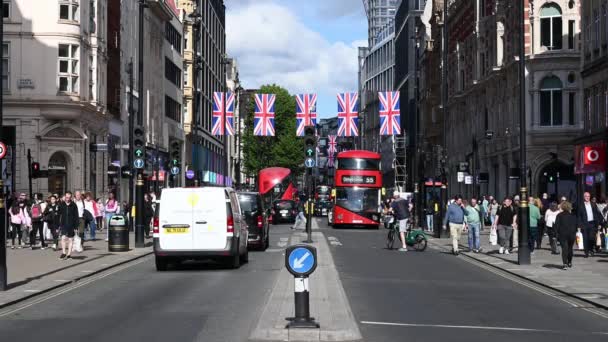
<box><xmin>544</xmin><ymin>202</ymin><xmax>561</xmax><ymax>254</ymax></box>
<box><xmin>576</xmin><ymin>192</ymin><xmax>603</xmax><ymax>257</ymax></box>
<box><xmin>74</xmin><ymin>191</ymin><xmax>86</xmax><ymax>246</ymax></box>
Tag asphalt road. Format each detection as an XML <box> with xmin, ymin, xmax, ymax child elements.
<box><xmin>324</xmin><ymin>224</ymin><xmax>608</xmax><ymax>342</ymax></box>
<box><xmin>0</xmin><ymin>223</ymin><xmax>295</xmax><ymax>342</ymax></box>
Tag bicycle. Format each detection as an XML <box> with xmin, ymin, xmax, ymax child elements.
<box><xmin>384</xmin><ymin>214</ymin><xmax>428</xmax><ymax>251</ymax></box>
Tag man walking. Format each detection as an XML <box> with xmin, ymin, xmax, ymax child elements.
<box><xmin>464</xmin><ymin>197</ymin><xmax>482</xmax><ymax>253</ymax></box>
<box><xmin>576</xmin><ymin>192</ymin><xmax>603</xmax><ymax>257</ymax></box>
<box><xmin>443</xmin><ymin>195</ymin><xmax>466</xmax><ymax>255</ymax></box>
<box><xmin>492</xmin><ymin>197</ymin><xmax>517</xmax><ymax>254</ymax></box>
<box><xmin>292</xmin><ymin>198</ymin><xmax>306</xmax><ymax>230</ymax></box>
<box><xmin>58</xmin><ymin>191</ymin><xmax>79</xmax><ymax>260</ymax></box>
<box><xmin>391</xmin><ymin>191</ymin><xmax>412</xmax><ymax>252</ymax></box>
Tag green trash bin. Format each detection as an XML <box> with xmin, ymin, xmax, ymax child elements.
<box><xmin>108</xmin><ymin>215</ymin><xmax>129</xmax><ymax>252</ymax></box>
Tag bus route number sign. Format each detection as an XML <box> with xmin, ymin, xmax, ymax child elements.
<box><xmin>341</xmin><ymin>175</ymin><xmax>376</xmax><ymax>184</ymax></box>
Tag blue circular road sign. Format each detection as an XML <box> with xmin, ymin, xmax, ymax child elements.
<box><xmin>133</xmin><ymin>158</ymin><xmax>145</xmax><ymax>169</ymax></box>
<box><xmin>305</xmin><ymin>158</ymin><xmax>315</xmax><ymax>168</ymax></box>
<box><xmin>185</xmin><ymin>169</ymin><xmax>195</xmax><ymax>179</ymax></box>
<box><xmin>285</xmin><ymin>245</ymin><xmax>317</xmax><ymax>277</ymax></box>
<box><xmin>170</xmin><ymin>166</ymin><xmax>180</xmax><ymax>175</ymax></box>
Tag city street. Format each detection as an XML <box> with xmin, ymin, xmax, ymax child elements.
<box><xmin>0</xmin><ymin>219</ymin><xmax>607</xmax><ymax>341</ymax></box>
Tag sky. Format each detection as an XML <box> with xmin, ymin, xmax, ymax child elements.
<box><xmin>226</xmin><ymin>0</ymin><xmax>368</xmax><ymax>119</ymax></box>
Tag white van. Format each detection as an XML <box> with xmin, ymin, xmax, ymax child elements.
<box><xmin>153</xmin><ymin>187</ymin><xmax>249</xmax><ymax>271</ymax></box>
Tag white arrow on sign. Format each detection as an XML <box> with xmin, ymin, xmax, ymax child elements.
<box><xmin>293</xmin><ymin>251</ymin><xmax>310</xmax><ymax>269</ymax></box>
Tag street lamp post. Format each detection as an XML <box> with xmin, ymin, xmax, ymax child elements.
<box><xmin>189</xmin><ymin>4</ymin><xmax>203</xmax><ymax>186</ymax></box>
<box><xmin>438</xmin><ymin>0</ymin><xmax>449</xmax><ymax>239</ymax></box>
<box><xmin>221</xmin><ymin>56</ymin><xmax>230</xmax><ymax>186</ymax></box>
<box><xmin>517</xmin><ymin>0</ymin><xmax>531</xmax><ymax>265</ymax></box>
<box><xmin>0</xmin><ymin>2</ymin><xmax>7</xmax><ymax>291</ymax></box>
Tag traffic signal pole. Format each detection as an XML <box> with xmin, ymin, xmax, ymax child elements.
<box><xmin>303</xmin><ymin>126</ymin><xmax>316</xmax><ymax>243</ymax></box>
<box><xmin>134</xmin><ymin>0</ymin><xmax>146</xmax><ymax>248</ymax></box>
<box><xmin>27</xmin><ymin>149</ymin><xmax>33</xmax><ymax>200</ymax></box>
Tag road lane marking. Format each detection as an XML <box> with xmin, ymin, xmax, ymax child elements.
<box><xmin>23</xmin><ymin>290</ymin><xmax>41</xmax><ymax>293</ymax></box>
<box><xmin>360</xmin><ymin>321</ymin><xmax>605</xmax><ymax>334</ymax></box>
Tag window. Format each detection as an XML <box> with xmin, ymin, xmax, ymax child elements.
<box><xmin>59</xmin><ymin>0</ymin><xmax>79</xmax><ymax>21</ymax></box>
<box><xmin>539</xmin><ymin>76</ymin><xmax>563</xmax><ymax>126</ymax></box>
<box><xmin>3</xmin><ymin>1</ymin><xmax>9</xmax><ymax>19</ymax></box>
<box><xmin>594</xmin><ymin>9</ymin><xmax>600</xmax><ymax>50</ymax></box>
<box><xmin>2</xmin><ymin>42</ymin><xmax>8</xmax><ymax>90</ymax></box>
<box><xmin>568</xmin><ymin>92</ymin><xmax>575</xmax><ymax>125</ymax></box>
<box><xmin>165</xmin><ymin>95</ymin><xmax>181</xmax><ymax>122</ymax></box>
<box><xmin>58</xmin><ymin>44</ymin><xmax>79</xmax><ymax>93</ymax></box>
<box><xmin>164</xmin><ymin>57</ymin><xmax>181</xmax><ymax>87</ymax></box>
<box><xmin>165</xmin><ymin>22</ymin><xmax>182</xmax><ymax>52</ymax></box>
<box><xmin>540</xmin><ymin>4</ymin><xmax>563</xmax><ymax>50</ymax></box>
<box><xmin>568</xmin><ymin>20</ymin><xmax>575</xmax><ymax>49</ymax></box>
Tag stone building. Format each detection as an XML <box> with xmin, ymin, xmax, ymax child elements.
<box><xmin>421</xmin><ymin>0</ymin><xmax>583</xmax><ymax>201</ymax></box>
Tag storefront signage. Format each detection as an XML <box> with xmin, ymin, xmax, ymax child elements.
<box><xmin>575</xmin><ymin>141</ymin><xmax>606</xmax><ymax>174</ymax></box>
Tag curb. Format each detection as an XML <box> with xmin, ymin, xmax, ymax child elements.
<box><xmin>0</xmin><ymin>251</ymin><xmax>153</xmax><ymax>310</ymax></box>
<box><xmin>428</xmin><ymin>239</ymin><xmax>608</xmax><ymax>311</ymax></box>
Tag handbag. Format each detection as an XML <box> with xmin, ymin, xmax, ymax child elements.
<box><xmin>489</xmin><ymin>227</ymin><xmax>498</xmax><ymax>245</ymax></box>
<box><xmin>73</xmin><ymin>235</ymin><xmax>83</xmax><ymax>253</ymax></box>
<box><xmin>576</xmin><ymin>229</ymin><xmax>584</xmax><ymax>250</ymax></box>
<box><xmin>597</xmin><ymin>232</ymin><xmax>603</xmax><ymax>247</ymax></box>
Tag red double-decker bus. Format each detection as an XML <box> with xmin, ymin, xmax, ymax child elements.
<box><xmin>258</xmin><ymin>167</ymin><xmax>298</xmax><ymax>206</ymax></box>
<box><xmin>331</xmin><ymin>150</ymin><xmax>382</xmax><ymax>228</ymax></box>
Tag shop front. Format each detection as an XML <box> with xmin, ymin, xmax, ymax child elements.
<box><xmin>574</xmin><ymin>140</ymin><xmax>606</xmax><ymax>200</ymax></box>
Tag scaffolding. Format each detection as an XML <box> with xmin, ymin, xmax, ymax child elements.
<box><xmin>394</xmin><ymin>135</ymin><xmax>407</xmax><ymax>192</ymax></box>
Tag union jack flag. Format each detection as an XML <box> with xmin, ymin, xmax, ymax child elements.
<box><xmin>327</xmin><ymin>153</ymin><xmax>334</xmax><ymax>168</ymax></box>
<box><xmin>337</xmin><ymin>92</ymin><xmax>359</xmax><ymax>137</ymax></box>
<box><xmin>328</xmin><ymin>135</ymin><xmax>337</xmax><ymax>154</ymax></box>
<box><xmin>212</xmin><ymin>92</ymin><xmax>236</xmax><ymax>136</ymax></box>
<box><xmin>379</xmin><ymin>91</ymin><xmax>401</xmax><ymax>135</ymax></box>
<box><xmin>254</xmin><ymin>94</ymin><xmax>276</xmax><ymax>136</ymax></box>
<box><xmin>295</xmin><ymin>94</ymin><xmax>317</xmax><ymax>136</ymax></box>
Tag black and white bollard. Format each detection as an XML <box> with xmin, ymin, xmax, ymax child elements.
<box><xmin>285</xmin><ymin>245</ymin><xmax>320</xmax><ymax>329</ymax></box>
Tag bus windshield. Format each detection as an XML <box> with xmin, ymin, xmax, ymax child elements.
<box><xmin>335</xmin><ymin>187</ymin><xmax>379</xmax><ymax>213</ymax></box>
<box><xmin>337</xmin><ymin>158</ymin><xmax>380</xmax><ymax>170</ymax></box>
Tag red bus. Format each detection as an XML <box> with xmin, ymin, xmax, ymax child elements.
<box><xmin>258</xmin><ymin>167</ymin><xmax>298</xmax><ymax>206</ymax></box>
<box><xmin>331</xmin><ymin>150</ymin><xmax>382</xmax><ymax>228</ymax></box>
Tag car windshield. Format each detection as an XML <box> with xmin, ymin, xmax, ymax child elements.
<box><xmin>238</xmin><ymin>194</ymin><xmax>259</xmax><ymax>213</ymax></box>
<box><xmin>275</xmin><ymin>201</ymin><xmax>294</xmax><ymax>209</ymax></box>
<box><xmin>335</xmin><ymin>188</ymin><xmax>379</xmax><ymax>213</ymax></box>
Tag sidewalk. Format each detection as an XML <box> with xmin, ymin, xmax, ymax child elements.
<box><xmin>1</xmin><ymin>231</ymin><xmax>153</xmax><ymax>308</ymax></box>
<box><xmin>429</xmin><ymin>229</ymin><xmax>608</xmax><ymax>309</ymax></box>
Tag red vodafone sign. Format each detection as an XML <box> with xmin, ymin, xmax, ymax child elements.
<box><xmin>584</xmin><ymin>146</ymin><xmax>604</xmax><ymax>165</ymax></box>
<box><xmin>575</xmin><ymin>141</ymin><xmax>606</xmax><ymax>174</ymax></box>
<box><xmin>0</xmin><ymin>141</ymin><xmax>7</xmax><ymax>160</ymax></box>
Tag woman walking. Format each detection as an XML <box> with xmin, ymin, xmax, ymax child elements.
<box><xmin>554</xmin><ymin>201</ymin><xmax>577</xmax><ymax>270</ymax></box>
<box><xmin>104</xmin><ymin>192</ymin><xmax>118</xmax><ymax>241</ymax></box>
<box><xmin>96</xmin><ymin>197</ymin><xmax>105</xmax><ymax>232</ymax></box>
<box><xmin>59</xmin><ymin>192</ymin><xmax>79</xmax><ymax>260</ymax></box>
<box><xmin>489</xmin><ymin>199</ymin><xmax>499</xmax><ymax>226</ymax></box>
<box><xmin>84</xmin><ymin>192</ymin><xmax>99</xmax><ymax>241</ymax></box>
<box><xmin>44</xmin><ymin>195</ymin><xmax>61</xmax><ymax>251</ymax></box>
<box><xmin>8</xmin><ymin>198</ymin><xmax>26</xmax><ymax>248</ymax></box>
<box><xmin>544</xmin><ymin>202</ymin><xmax>561</xmax><ymax>254</ymax></box>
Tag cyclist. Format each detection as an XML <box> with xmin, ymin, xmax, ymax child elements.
<box><xmin>391</xmin><ymin>191</ymin><xmax>412</xmax><ymax>252</ymax></box>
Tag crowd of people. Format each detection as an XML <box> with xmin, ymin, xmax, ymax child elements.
<box><xmin>441</xmin><ymin>192</ymin><xmax>608</xmax><ymax>269</ymax></box>
<box><xmin>5</xmin><ymin>190</ymin><xmax>156</xmax><ymax>260</ymax></box>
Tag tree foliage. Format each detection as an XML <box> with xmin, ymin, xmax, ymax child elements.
<box><xmin>242</xmin><ymin>84</ymin><xmax>304</xmax><ymax>177</ymax></box>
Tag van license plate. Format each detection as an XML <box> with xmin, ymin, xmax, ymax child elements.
<box><xmin>165</xmin><ymin>228</ymin><xmax>189</xmax><ymax>234</ymax></box>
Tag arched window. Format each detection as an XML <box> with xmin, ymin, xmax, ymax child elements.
<box><xmin>540</xmin><ymin>76</ymin><xmax>563</xmax><ymax>126</ymax></box>
<box><xmin>540</xmin><ymin>4</ymin><xmax>563</xmax><ymax>50</ymax></box>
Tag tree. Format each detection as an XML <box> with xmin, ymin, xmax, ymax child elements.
<box><xmin>242</xmin><ymin>84</ymin><xmax>304</xmax><ymax>176</ymax></box>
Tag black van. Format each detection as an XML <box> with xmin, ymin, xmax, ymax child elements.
<box><xmin>237</xmin><ymin>192</ymin><xmax>269</xmax><ymax>251</ymax></box>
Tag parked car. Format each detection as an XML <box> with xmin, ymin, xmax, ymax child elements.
<box><xmin>153</xmin><ymin>187</ymin><xmax>249</xmax><ymax>271</ymax></box>
<box><xmin>237</xmin><ymin>192</ymin><xmax>269</xmax><ymax>251</ymax></box>
<box><xmin>271</xmin><ymin>200</ymin><xmax>297</xmax><ymax>224</ymax></box>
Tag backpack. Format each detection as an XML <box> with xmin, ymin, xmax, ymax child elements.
<box><xmin>31</xmin><ymin>203</ymin><xmax>43</xmax><ymax>222</ymax></box>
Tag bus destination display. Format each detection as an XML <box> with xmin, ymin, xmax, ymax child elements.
<box><xmin>341</xmin><ymin>175</ymin><xmax>376</xmax><ymax>184</ymax></box>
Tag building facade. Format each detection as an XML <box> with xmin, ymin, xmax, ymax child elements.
<box><xmin>2</xmin><ymin>0</ymin><xmax>109</xmax><ymax>196</ymax></box>
<box><xmin>363</xmin><ymin>0</ymin><xmax>401</xmax><ymax>46</ymax></box>
<box><xmin>576</xmin><ymin>0</ymin><xmax>608</xmax><ymax>197</ymax></box>
<box><xmin>421</xmin><ymin>0</ymin><xmax>583</xmax><ymax>201</ymax></box>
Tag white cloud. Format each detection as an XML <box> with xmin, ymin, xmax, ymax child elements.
<box><xmin>226</xmin><ymin>2</ymin><xmax>362</xmax><ymax>100</ymax></box>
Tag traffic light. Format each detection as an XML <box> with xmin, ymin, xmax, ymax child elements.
<box><xmin>31</xmin><ymin>162</ymin><xmax>40</xmax><ymax>178</ymax></box>
<box><xmin>133</xmin><ymin>125</ymin><xmax>146</xmax><ymax>169</ymax></box>
<box><xmin>304</xmin><ymin>126</ymin><xmax>316</xmax><ymax>158</ymax></box>
<box><xmin>170</xmin><ymin>140</ymin><xmax>181</xmax><ymax>169</ymax></box>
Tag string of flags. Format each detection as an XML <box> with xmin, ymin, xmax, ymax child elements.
<box><xmin>211</xmin><ymin>91</ymin><xmax>401</xmax><ymax>137</ymax></box>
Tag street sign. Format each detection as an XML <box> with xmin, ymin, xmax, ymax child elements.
<box><xmin>285</xmin><ymin>245</ymin><xmax>317</xmax><ymax>277</ymax></box>
<box><xmin>171</xmin><ymin>166</ymin><xmax>180</xmax><ymax>175</ymax></box>
<box><xmin>134</xmin><ymin>158</ymin><xmax>145</xmax><ymax>169</ymax></box>
<box><xmin>465</xmin><ymin>175</ymin><xmax>473</xmax><ymax>185</ymax></box>
<box><xmin>185</xmin><ymin>169</ymin><xmax>195</xmax><ymax>179</ymax></box>
<box><xmin>0</xmin><ymin>141</ymin><xmax>6</xmax><ymax>160</ymax></box>
<box><xmin>305</xmin><ymin>158</ymin><xmax>315</xmax><ymax>168</ymax></box>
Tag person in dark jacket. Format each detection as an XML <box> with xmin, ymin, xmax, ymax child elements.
<box><xmin>59</xmin><ymin>191</ymin><xmax>79</xmax><ymax>260</ymax></box>
<box><xmin>44</xmin><ymin>195</ymin><xmax>61</xmax><ymax>251</ymax></box>
<box><xmin>555</xmin><ymin>201</ymin><xmax>577</xmax><ymax>270</ymax></box>
<box><xmin>576</xmin><ymin>192</ymin><xmax>604</xmax><ymax>257</ymax></box>
<box><xmin>144</xmin><ymin>194</ymin><xmax>154</xmax><ymax>238</ymax></box>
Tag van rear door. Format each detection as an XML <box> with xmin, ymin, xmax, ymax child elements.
<box><xmin>192</xmin><ymin>189</ymin><xmax>228</xmax><ymax>250</ymax></box>
<box><xmin>159</xmin><ymin>188</ymin><xmax>194</xmax><ymax>250</ymax></box>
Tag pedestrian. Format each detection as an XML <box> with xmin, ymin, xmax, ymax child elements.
<box><xmin>544</xmin><ymin>202</ymin><xmax>561</xmax><ymax>254</ymax></box>
<box><xmin>541</xmin><ymin>193</ymin><xmax>550</xmax><ymax>211</ymax></box>
<box><xmin>58</xmin><ymin>191</ymin><xmax>79</xmax><ymax>260</ymax></box>
<box><xmin>424</xmin><ymin>199</ymin><xmax>434</xmax><ymax>233</ymax></box>
<box><xmin>391</xmin><ymin>191</ymin><xmax>412</xmax><ymax>252</ymax></box>
<box><xmin>464</xmin><ymin>197</ymin><xmax>482</xmax><ymax>253</ymax></box>
<box><xmin>84</xmin><ymin>192</ymin><xmax>99</xmax><ymax>241</ymax></box>
<box><xmin>576</xmin><ymin>192</ymin><xmax>603</xmax><ymax>258</ymax></box>
<box><xmin>105</xmin><ymin>192</ymin><xmax>118</xmax><ymax>241</ymax></box>
<box><xmin>8</xmin><ymin>193</ymin><xmax>28</xmax><ymax>249</ymax></box>
<box><xmin>74</xmin><ymin>191</ymin><xmax>86</xmax><ymax>246</ymax></box>
<box><xmin>481</xmin><ymin>195</ymin><xmax>490</xmax><ymax>228</ymax></box>
<box><xmin>555</xmin><ymin>201</ymin><xmax>577</xmax><ymax>270</ymax></box>
<box><xmin>43</xmin><ymin>195</ymin><xmax>61</xmax><ymax>251</ymax></box>
<box><xmin>535</xmin><ymin>197</ymin><xmax>547</xmax><ymax>249</ymax></box>
<box><xmin>528</xmin><ymin>196</ymin><xmax>541</xmax><ymax>254</ymax></box>
<box><xmin>292</xmin><ymin>198</ymin><xmax>306</xmax><ymax>230</ymax></box>
<box><xmin>492</xmin><ymin>196</ymin><xmax>517</xmax><ymax>255</ymax></box>
<box><xmin>96</xmin><ymin>197</ymin><xmax>104</xmax><ymax>232</ymax></box>
<box><xmin>442</xmin><ymin>195</ymin><xmax>466</xmax><ymax>255</ymax></box>
<box><xmin>489</xmin><ymin>198</ymin><xmax>499</xmax><ymax>226</ymax></box>
<box><xmin>144</xmin><ymin>193</ymin><xmax>154</xmax><ymax>238</ymax></box>
<box><xmin>29</xmin><ymin>193</ymin><xmax>47</xmax><ymax>250</ymax></box>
